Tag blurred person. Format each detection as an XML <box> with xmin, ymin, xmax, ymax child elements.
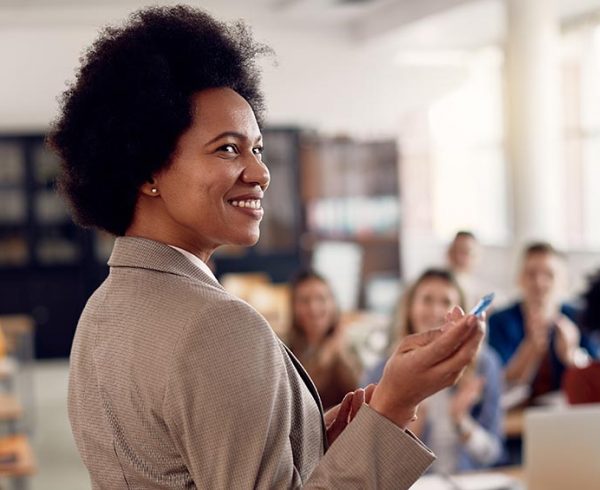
<box><xmin>287</xmin><ymin>270</ymin><xmax>360</xmax><ymax>410</ymax></box>
<box><xmin>363</xmin><ymin>269</ymin><xmax>504</xmax><ymax>473</ymax></box>
<box><xmin>447</xmin><ymin>231</ymin><xmax>479</xmax><ymax>278</ymax></box>
<box><xmin>563</xmin><ymin>270</ymin><xmax>600</xmax><ymax>404</ymax></box>
<box><xmin>447</xmin><ymin>231</ymin><xmax>497</xmax><ymax>310</ymax></box>
<box><xmin>49</xmin><ymin>5</ymin><xmax>486</xmax><ymax>488</ymax></box>
<box><xmin>488</xmin><ymin>242</ymin><xmax>597</xmax><ymax>401</ymax></box>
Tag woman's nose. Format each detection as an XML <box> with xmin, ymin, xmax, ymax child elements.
<box><xmin>241</xmin><ymin>157</ymin><xmax>270</xmax><ymax>191</ymax></box>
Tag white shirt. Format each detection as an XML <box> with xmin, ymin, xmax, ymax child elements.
<box><xmin>168</xmin><ymin>245</ymin><xmax>219</xmax><ymax>284</ymax></box>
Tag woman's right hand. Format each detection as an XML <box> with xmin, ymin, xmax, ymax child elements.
<box><xmin>369</xmin><ymin>307</ymin><xmax>484</xmax><ymax>429</ymax></box>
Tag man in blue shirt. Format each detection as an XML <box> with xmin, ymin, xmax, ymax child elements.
<box><xmin>488</xmin><ymin>243</ymin><xmax>596</xmax><ymax>400</ymax></box>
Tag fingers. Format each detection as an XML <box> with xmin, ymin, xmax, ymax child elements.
<box><xmin>398</xmin><ymin>328</ymin><xmax>444</xmax><ymax>353</ymax></box>
<box><xmin>419</xmin><ymin>315</ymin><xmax>480</xmax><ymax>368</ymax></box>
<box><xmin>364</xmin><ymin>383</ymin><xmax>376</xmax><ymax>404</ymax></box>
<box><xmin>349</xmin><ymin>388</ymin><xmax>365</xmax><ymax>422</ymax></box>
<box><xmin>324</xmin><ymin>402</ymin><xmax>341</xmax><ymax>427</ymax></box>
<box><xmin>432</xmin><ymin>320</ymin><xmax>484</xmax><ymax>386</ymax></box>
<box><xmin>445</xmin><ymin>305</ymin><xmax>465</xmax><ymax>323</ymax></box>
<box><xmin>326</xmin><ymin>391</ymin><xmax>353</xmax><ymax>431</ymax></box>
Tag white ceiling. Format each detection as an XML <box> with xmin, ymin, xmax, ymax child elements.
<box><xmin>3</xmin><ymin>0</ymin><xmax>600</xmax><ymax>47</ymax></box>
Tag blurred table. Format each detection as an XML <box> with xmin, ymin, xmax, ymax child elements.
<box><xmin>411</xmin><ymin>466</ymin><xmax>524</xmax><ymax>489</ymax></box>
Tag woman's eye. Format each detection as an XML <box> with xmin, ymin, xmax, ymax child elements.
<box><xmin>218</xmin><ymin>144</ymin><xmax>237</xmax><ymax>154</ymax></box>
<box><xmin>253</xmin><ymin>146</ymin><xmax>264</xmax><ymax>156</ymax></box>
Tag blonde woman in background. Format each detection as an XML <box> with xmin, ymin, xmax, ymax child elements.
<box><xmin>364</xmin><ymin>269</ymin><xmax>504</xmax><ymax>473</ymax></box>
<box><xmin>287</xmin><ymin>270</ymin><xmax>360</xmax><ymax>410</ymax></box>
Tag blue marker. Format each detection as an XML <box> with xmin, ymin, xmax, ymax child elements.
<box><xmin>469</xmin><ymin>293</ymin><xmax>495</xmax><ymax>317</ymax></box>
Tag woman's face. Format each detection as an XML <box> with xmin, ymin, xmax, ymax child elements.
<box><xmin>150</xmin><ymin>87</ymin><xmax>270</xmax><ymax>256</ymax></box>
<box><xmin>293</xmin><ymin>278</ymin><xmax>337</xmax><ymax>342</ymax></box>
<box><xmin>409</xmin><ymin>278</ymin><xmax>461</xmax><ymax>334</ymax></box>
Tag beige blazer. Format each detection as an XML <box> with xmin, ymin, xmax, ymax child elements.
<box><xmin>69</xmin><ymin>237</ymin><xmax>434</xmax><ymax>489</ymax></box>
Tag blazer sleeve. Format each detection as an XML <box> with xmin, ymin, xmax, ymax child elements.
<box><xmin>306</xmin><ymin>405</ymin><xmax>435</xmax><ymax>489</ymax></box>
<box><xmin>163</xmin><ymin>298</ymin><xmax>434</xmax><ymax>489</ymax></box>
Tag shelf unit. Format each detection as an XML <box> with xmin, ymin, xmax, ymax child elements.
<box><xmin>299</xmin><ymin>135</ymin><xmax>401</xmax><ymax>309</ymax></box>
<box><xmin>0</xmin><ymin>128</ymin><xmax>401</xmax><ymax>356</ymax></box>
<box><xmin>0</xmin><ymin>135</ymin><xmax>104</xmax><ymax>359</ymax></box>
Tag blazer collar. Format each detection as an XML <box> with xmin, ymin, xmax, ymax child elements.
<box><xmin>108</xmin><ymin>236</ymin><xmax>222</xmax><ymax>289</ymax></box>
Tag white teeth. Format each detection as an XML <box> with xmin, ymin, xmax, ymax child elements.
<box><xmin>230</xmin><ymin>199</ymin><xmax>261</xmax><ymax>209</ymax></box>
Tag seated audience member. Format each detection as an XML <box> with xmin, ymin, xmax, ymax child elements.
<box><xmin>488</xmin><ymin>243</ymin><xmax>597</xmax><ymax>400</ymax></box>
<box><xmin>287</xmin><ymin>270</ymin><xmax>360</xmax><ymax>410</ymax></box>
<box><xmin>364</xmin><ymin>269</ymin><xmax>504</xmax><ymax>473</ymax></box>
<box><xmin>563</xmin><ymin>270</ymin><xmax>600</xmax><ymax>404</ymax></box>
<box><xmin>447</xmin><ymin>231</ymin><xmax>498</xmax><ymax>310</ymax></box>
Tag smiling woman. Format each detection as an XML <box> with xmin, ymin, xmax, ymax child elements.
<box><xmin>126</xmin><ymin>88</ymin><xmax>270</xmax><ymax>261</ymax></box>
<box><xmin>47</xmin><ymin>5</ymin><xmax>485</xmax><ymax>490</ymax></box>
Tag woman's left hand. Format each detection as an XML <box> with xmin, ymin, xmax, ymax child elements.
<box><xmin>325</xmin><ymin>384</ymin><xmax>376</xmax><ymax>446</ymax></box>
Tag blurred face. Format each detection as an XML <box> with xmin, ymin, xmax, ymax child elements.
<box><xmin>520</xmin><ymin>252</ymin><xmax>563</xmax><ymax>307</ymax></box>
<box><xmin>148</xmin><ymin>88</ymin><xmax>270</xmax><ymax>258</ymax></box>
<box><xmin>293</xmin><ymin>278</ymin><xmax>337</xmax><ymax>343</ymax></box>
<box><xmin>448</xmin><ymin>236</ymin><xmax>478</xmax><ymax>273</ymax></box>
<box><xmin>409</xmin><ymin>277</ymin><xmax>462</xmax><ymax>334</ymax></box>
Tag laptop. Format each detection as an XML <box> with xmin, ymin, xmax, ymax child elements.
<box><xmin>525</xmin><ymin>403</ymin><xmax>600</xmax><ymax>490</ymax></box>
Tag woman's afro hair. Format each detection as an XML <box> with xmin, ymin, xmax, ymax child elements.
<box><xmin>48</xmin><ymin>5</ymin><xmax>271</xmax><ymax>236</ymax></box>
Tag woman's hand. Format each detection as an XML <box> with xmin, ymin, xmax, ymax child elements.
<box><xmin>406</xmin><ymin>401</ymin><xmax>428</xmax><ymax>438</ymax></box>
<box><xmin>369</xmin><ymin>306</ymin><xmax>484</xmax><ymax>429</ymax></box>
<box><xmin>325</xmin><ymin>384</ymin><xmax>376</xmax><ymax>445</ymax></box>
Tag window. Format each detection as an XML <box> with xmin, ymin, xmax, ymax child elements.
<box><xmin>428</xmin><ymin>47</ymin><xmax>508</xmax><ymax>244</ymax></box>
<box><xmin>562</xmin><ymin>25</ymin><xmax>600</xmax><ymax>249</ymax></box>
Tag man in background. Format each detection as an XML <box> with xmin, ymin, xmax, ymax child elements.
<box><xmin>488</xmin><ymin>242</ymin><xmax>597</xmax><ymax>401</ymax></box>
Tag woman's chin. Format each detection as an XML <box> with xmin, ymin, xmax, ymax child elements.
<box><xmin>232</xmin><ymin>230</ymin><xmax>261</xmax><ymax>248</ymax></box>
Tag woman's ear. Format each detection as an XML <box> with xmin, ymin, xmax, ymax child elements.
<box><xmin>140</xmin><ymin>179</ymin><xmax>160</xmax><ymax>197</ymax></box>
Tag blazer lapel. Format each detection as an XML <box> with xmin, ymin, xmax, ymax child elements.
<box><xmin>279</xmin><ymin>341</ymin><xmax>328</xmax><ymax>451</ymax></box>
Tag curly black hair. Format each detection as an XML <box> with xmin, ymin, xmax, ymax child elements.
<box><xmin>48</xmin><ymin>5</ymin><xmax>271</xmax><ymax>236</ymax></box>
<box><xmin>581</xmin><ymin>270</ymin><xmax>600</xmax><ymax>333</ymax></box>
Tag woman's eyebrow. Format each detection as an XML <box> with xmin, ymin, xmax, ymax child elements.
<box><xmin>204</xmin><ymin>131</ymin><xmax>262</xmax><ymax>146</ymax></box>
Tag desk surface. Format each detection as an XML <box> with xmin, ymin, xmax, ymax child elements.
<box><xmin>494</xmin><ymin>465</ymin><xmax>524</xmax><ymax>481</ymax></box>
<box><xmin>412</xmin><ymin>466</ymin><xmax>524</xmax><ymax>489</ymax></box>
